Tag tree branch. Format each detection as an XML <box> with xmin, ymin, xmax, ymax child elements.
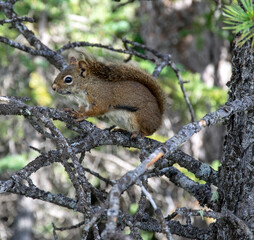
<box><xmin>148</xmin><ymin>166</ymin><xmax>214</xmax><ymax>208</ymax></box>
<box><xmin>0</xmin><ymin>0</ymin><xmax>67</xmax><ymax>70</ymax></box>
<box><xmin>1</xmin><ymin>93</ymin><xmax>254</xmax><ymax>238</ymax></box>
<box><xmin>0</xmin><ymin>16</ymin><xmax>35</xmax><ymax>24</ymax></box>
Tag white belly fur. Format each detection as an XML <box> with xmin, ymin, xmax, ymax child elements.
<box><xmin>69</xmin><ymin>91</ymin><xmax>90</xmax><ymax>108</ymax></box>
<box><xmin>69</xmin><ymin>91</ymin><xmax>137</xmax><ymax>132</ymax></box>
<box><xmin>105</xmin><ymin>110</ymin><xmax>138</xmax><ymax>132</ymax></box>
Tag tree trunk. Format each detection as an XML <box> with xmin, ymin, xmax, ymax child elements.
<box><xmin>216</xmin><ymin>42</ymin><xmax>254</xmax><ymax>239</ymax></box>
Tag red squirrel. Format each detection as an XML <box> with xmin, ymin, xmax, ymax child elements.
<box><xmin>52</xmin><ymin>56</ymin><xmax>165</xmax><ymax>137</ymax></box>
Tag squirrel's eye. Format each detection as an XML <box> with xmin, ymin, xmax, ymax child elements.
<box><xmin>64</xmin><ymin>75</ymin><xmax>73</xmax><ymax>85</ymax></box>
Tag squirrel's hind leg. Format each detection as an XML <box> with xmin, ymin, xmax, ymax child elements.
<box><xmin>130</xmin><ymin>131</ymin><xmax>146</xmax><ymax>139</ymax></box>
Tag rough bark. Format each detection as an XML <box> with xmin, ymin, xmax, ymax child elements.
<box><xmin>216</xmin><ymin>42</ymin><xmax>254</xmax><ymax>239</ymax></box>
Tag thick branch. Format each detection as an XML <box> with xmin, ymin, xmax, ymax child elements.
<box><xmin>1</xmin><ymin>94</ymin><xmax>254</xmax><ymax>238</ymax></box>
<box><xmin>149</xmin><ymin>166</ymin><xmax>213</xmax><ymax>207</ymax></box>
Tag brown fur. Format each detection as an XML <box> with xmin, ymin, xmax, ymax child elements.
<box><xmin>80</xmin><ymin>58</ymin><xmax>165</xmax><ymax>114</ymax></box>
<box><xmin>52</xmin><ymin>57</ymin><xmax>165</xmax><ymax>137</ymax></box>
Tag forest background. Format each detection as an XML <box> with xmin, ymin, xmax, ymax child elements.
<box><xmin>0</xmin><ymin>0</ymin><xmax>237</xmax><ymax>239</ymax></box>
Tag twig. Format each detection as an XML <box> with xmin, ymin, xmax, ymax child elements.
<box><xmin>0</xmin><ymin>16</ymin><xmax>35</xmax><ymax>25</ymax></box>
<box><xmin>7</xmin><ymin>179</ymin><xmax>79</xmax><ymax>210</ymax></box>
<box><xmin>155</xmin><ymin>208</ymin><xmax>174</xmax><ymax>240</ymax></box>
<box><xmin>82</xmin><ymin>166</ymin><xmax>114</xmax><ymax>185</ymax></box>
<box><xmin>122</xmin><ymin>38</ymin><xmax>168</xmax><ymax>59</ymax></box>
<box><xmin>168</xmin><ymin>207</ymin><xmax>221</xmax><ymax>220</ymax></box>
<box><xmin>152</xmin><ymin>61</ymin><xmax>168</xmax><ymax>78</ymax></box>
<box><xmin>169</xmin><ymin>150</ymin><xmax>219</xmax><ymax>185</ymax></box>
<box><xmin>26</xmin><ymin>144</ymin><xmax>45</xmax><ymax>154</ymax></box>
<box><xmin>53</xmin><ymin>220</ymin><xmax>86</xmax><ymax>231</ymax></box>
<box><xmin>57</xmin><ymin>40</ymin><xmax>155</xmax><ymax>62</ymax></box>
<box><xmin>112</xmin><ymin>0</ymin><xmax>135</xmax><ymax>12</ymax></box>
<box><xmin>83</xmin><ymin>206</ymin><xmax>106</xmax><ymax>233</ymax></box>
<box><xmin>170</xmin><ymin>61</ymin><xmax>195</xmax><ymax>122</ymax></box>
<box><xmin>52</xmin><ymin>223</ymin><xmax>59</xmax><ymax>240</ymax></box>
<box><xmin>92</xmin><ymin>224</ymin><xmax>101</xmax><ymax>240</ymax></box>
<box><xmin>139</xmin><ymin>183</ymin><xmax>174</xmax><ymax>240</ymax></box>
<box><xmin>139</xmin><ymin>184</ymin><xmax>157</xmax><ymax>210</ymax></box>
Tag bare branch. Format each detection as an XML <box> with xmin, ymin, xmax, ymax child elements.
<box><xmin>8</xmin><ymin>179</ymin><xmax>78</xmax><ymax>210</ymax></box>
<box><xmin>0</xmin><ymin>36</ymin><xmax>45</xmax><ymax>55</ymax></box>
<box><xmin>169</xmin><ymin>208</ymin><xmax>254</xmax><ymax>240</ymax></box>
<box><xmin>170</xmin><ymin>61</ymin><xmax>196</xmax><ymax>122</ymax></box>
<box><xmin>150</xmin><ymin>167</ymin><xmax>213</xmax><ymax>207</ymax></box>
<box><xmin>131</xmin><ymin>215</ymin><xmax>211</xmax><ymax>240</ymax></box>
<box><xmin>161</xmin><ymin>94</ymin><xmax>254</xmax><ymax>160</ymax></box>
<box><xmin>1</xmin><ymin>93</ymin><xmax>254</xmax><ymax>238</ymax></box>
<box><xmin>170</xmin><ymin>150</ymin><xmax>219</xmax><ymax>185</ymax></box>
<box><xmin>52</xmin><ymin>223</ymin><xmax>59</xmax><ymax>240</ymax></box>
<box><xmin>139</xmin><ymin>183</ymin><xmax>174</xmax><ymax>240</ymax></box>
<box><xmin>152</xmin><ymin>61</ymin><xmax>168</xmax><ymax>78</ymax></box>
<box><xmin>82</xmin><ymin>166</ymin><xmax>114</xmax><ymax>186</ymax></box>
<box><xmin>0</xmin><ymin>16</ymin><xmax>35</xmax><ymax>25</ymax></box>
<box><xmin>53</xmin><ymin>220</ymin><xmax>86</xmax><ymax>231</ymax></box>
<box><xmin>0</xmin><ymin>0</ymin><xmax>67</xmax><ymax>70</ymax></box>
<box><xmin>112</xmin><ymin>0</ymin><xmax>135</xmax><ymax>12</ymax></box>
<box><xmin>122</xmin><ymin>38</ymin><xmax>168</xmax><ymax>59</ymax></box>
<box><xmin>56</xmin><ymin>40</ymin><xmax>155</xmax><ymax>62</ymax></box>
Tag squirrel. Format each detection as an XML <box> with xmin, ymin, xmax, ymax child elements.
<box><xmin>52</xmin><ymin>56</ymin><xmax>165</xmax><ymax>138</ymax></box>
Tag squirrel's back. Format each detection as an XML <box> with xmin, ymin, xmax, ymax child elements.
<box><xmin>85</xmin><ymin>58</ymin><xmax>165</xmax><ymax>115</ymax></box>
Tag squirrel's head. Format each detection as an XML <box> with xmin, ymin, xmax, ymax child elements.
<box><xmin>52</xmin><ymin>57</ymin><xmax>90</xmax><ymax>94</ymax></box>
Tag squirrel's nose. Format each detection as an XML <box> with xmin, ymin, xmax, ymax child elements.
<box><xmin>52</xmin><ymin>83</ymin><xmax>57</xmax><ymax>91</ymax></box>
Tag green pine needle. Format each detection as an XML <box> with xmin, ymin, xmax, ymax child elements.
<box><xmin>223</xmin><ymin>0</ymin><xmax>254</xmax><ymax>47</ymax></box>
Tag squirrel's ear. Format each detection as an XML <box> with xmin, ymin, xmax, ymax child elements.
<box><xmin>69</xmin><ymin>57</ymin><xmax>77</xmax><ymax>65</ymax></box>
<box><xmin>78</xmin><ymin>60</ymin><xmax>88</xmax><ymax>70</ymax></box>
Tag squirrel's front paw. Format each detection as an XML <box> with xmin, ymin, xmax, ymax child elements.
<box><xmin>64</xmin><ymin>108</ymin><xmax>86</xmax><ymax>121</ymax></box>
<box><xmin>64</xmin><ymin>108</ymin><xmax>76</xmax><ymax>114</ymax></box>
<box><xmin>74</xmin><ymin>115</ymin><xmax>87</xmax><ymax>122</ymax></box>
